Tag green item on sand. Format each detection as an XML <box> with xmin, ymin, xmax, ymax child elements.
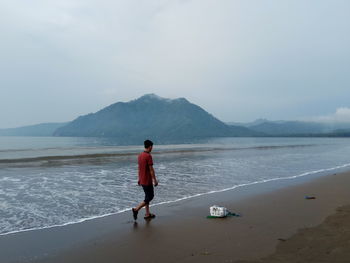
<box><xmin>206</xmin><ymin>212</ymin><xmax>240</xmax><ymax>219</ymax></box>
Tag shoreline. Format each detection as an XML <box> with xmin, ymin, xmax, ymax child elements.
<box><xmin>1</xmin><ymin>169</ymin><xmax>350</xmax><ymax>262</ymax></box>
<box><xmin>2</xmin><ymin>162</ymin><xmax>350</xmax><ymax>238</ymax></box>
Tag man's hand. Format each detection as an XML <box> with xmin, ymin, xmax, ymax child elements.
<box><xmin>150</xmin><ymin>165</ymin><xmax>158</xmax><ymax>186</ymax></box>
<box><xmin>154</xmin><ymin>179</ymin><xmax>158</xmax><ymax>187</ymax></box>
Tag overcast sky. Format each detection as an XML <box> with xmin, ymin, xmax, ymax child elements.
<box><xmin>1</xmin><ymin>0</ymin><xmax>350</xmax><ymax>128</ymax></box>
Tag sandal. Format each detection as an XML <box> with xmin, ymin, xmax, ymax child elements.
<box><xmin>132</xmin><ymin>208</ymin><xmax>138</xmax><ymax>220</ymax></box>
<box><xmin>144</xmin><ymin>213</ymin><xmax>156</xmax><ymax>219</ymax></box>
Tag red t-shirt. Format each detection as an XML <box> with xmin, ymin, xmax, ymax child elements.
<box><xmin>138</xmin><ymin>151</ymin><xmax>153</xmax><ymax>186</ymax></box>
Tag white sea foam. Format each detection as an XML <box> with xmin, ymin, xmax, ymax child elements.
<box><xmin>1</xmin><ymin>137</ymin><xmax>350</xmax><ymax>236</ymax></box>
<box><xmin>152</xmin><ymin>162</ymin><xmax>350</xmax><ymax>206</ymax></box>
<box><xmin>1</xmin><ymin>162</ymin><xmax>350</xmax><ymax>237</ymax></box>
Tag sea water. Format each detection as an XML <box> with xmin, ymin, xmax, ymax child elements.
<box><xmin>1</xmin><ymin>136</ymin><xmax>350</xmax><ymax>236</ymax></box>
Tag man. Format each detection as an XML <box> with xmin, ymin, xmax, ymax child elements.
<box><xmin>132</xmin><ymin>139</ymin><xmax>158</xmax><ymax>220</ymax></box>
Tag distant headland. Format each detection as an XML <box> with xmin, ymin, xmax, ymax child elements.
<box><xmin>1</xmin><ymin>94</ymin><xmax>350</xmax><ymax>141</ymax></box>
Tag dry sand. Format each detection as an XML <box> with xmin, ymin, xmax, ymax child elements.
<box><xmin>2</xmin><ymin>171</ymin><xmax>350</xmax><ymax>263</ymax></box>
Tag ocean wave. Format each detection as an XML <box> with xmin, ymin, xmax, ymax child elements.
<box><xmin>1</xmin><ymin>162</ymin><xmax>348</xmax><ymax>237</ymax></box>
<box><xmin>0</xmin><ymin>144</ymin><xmax>315</xmax><ymax>165</ymax></box>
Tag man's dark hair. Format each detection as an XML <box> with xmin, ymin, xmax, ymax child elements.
<box><xmin>144</xmin><ymin>139</ymin><xmax>153</xmax><ymax>149</ymax></box>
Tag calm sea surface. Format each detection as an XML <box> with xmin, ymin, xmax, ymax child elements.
<box><xmin>1</xmin><ymin>136</ymin><xmax>350</xmax><ymax>235</ymax></box>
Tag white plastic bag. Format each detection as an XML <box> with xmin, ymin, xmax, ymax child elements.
<box><xmin>209</xmin><ymin>205</ymin><xmax>228</xmax><ymax>217</ymax></box>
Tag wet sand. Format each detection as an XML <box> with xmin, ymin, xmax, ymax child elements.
<box><xmin>1</xmin><ymin>171</ymin><xmax>350</xmax><ymax>263</ymax></box>
<box><xmin>237</xmin><ymin>204</ymin><xmax>350</xmax><ymax>263</ymax></box>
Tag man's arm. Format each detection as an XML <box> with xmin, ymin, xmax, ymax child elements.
<box><xmin>149</xmin><ymin>165</ymin><xmax>158</xmax><ymax>186</ymax></box>
<box><xmin>137</xmin><ymin>166</ymin><xmax>140</xmax><ymax>185</ymax></box>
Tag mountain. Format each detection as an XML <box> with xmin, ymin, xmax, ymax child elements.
<box><xmin>4</xmin><ymin>98</ymin><xmax>350</xmax><ymax>139</ymax></box>
<box><xmin>54</xmin><ymin>94</ymin><xmax>259</xmax><ymax>141</ymax></box>
<box><xmin>227</xmin><ymin>119</ymin><xmax>269</xmax><ymax>128</ymax></box>
<box><xmin>0</xmin><ymin>122</ymin><xmax>67</xmax><ymax>136</ymax></box>
<box><xmin>326</xmin><ymin>129</ymin><xmax>350</xmax><ymax>137</ymax></box>
<box><xmin>237</xmin><ymin>119</ymin><xmax>350</xmax><ymax>136</ymax></box>
<box><xmin>248</xmin><ymin>121</ymin><xmax>329</xmax><ymax>135</ymax></box>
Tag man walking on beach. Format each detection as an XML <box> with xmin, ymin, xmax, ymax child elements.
<box><xmin>132</xmin><ymin>139</ymin><xmax>158</xmax><ymax>220</ymax></box>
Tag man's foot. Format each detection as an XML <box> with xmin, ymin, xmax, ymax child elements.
<box><xmin>132</xmin><ymin>208</ymin><xmax>138</xmax><ymax>220</ymax></box>
<box><xmin>144</xmin><ymin>213</ymin><xmax>156</xmax><ymax>220</ymax></box>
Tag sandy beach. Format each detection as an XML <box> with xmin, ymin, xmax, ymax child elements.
<box><xmin>237</xmin><ymin>204</ymin><xmax>350</xmax><ymax>263</ymax></box>
<box><xmin>1</xmin><ymin>170</ymin><xmax>350</xmax><ymax>263</ymax></box>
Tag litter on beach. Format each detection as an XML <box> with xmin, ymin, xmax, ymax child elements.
<box><xmin>305</xmin><ymin>196</ymin><xmax>316</xmax><ymax>200</ymax></box>
<box><xmin>207</xmin><ymin>205</ymin><xmax>240</xmax><ymax>218</ymax></box>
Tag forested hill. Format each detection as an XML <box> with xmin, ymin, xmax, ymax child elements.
<box><xmin>53</xmin><ymin>94</ymin><xmax>258</xmax><ymax>141</ymax></box>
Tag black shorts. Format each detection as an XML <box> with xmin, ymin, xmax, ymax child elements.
<box><xmin>142</xmin><ymin>185</ymin><xmax>154</xmax><ymax>204</ymax></box>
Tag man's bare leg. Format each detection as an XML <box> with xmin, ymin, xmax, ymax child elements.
<box><xmin>145</xmin><ymin>204</ymin><xmax>150</xmax><ymax>216</ymax></box>
<box><xmin>134</xmin><ymin>202</ymin><xmax>151</xmax><ymax>215</ymax></box>
<box><xmin>132</xmin><ymin>202</ymin><xmax>152</xmax><ymax>219</ymax></box>
<box><xmin>135</xmin><ymin>201</ymin><xmax>146</xmax><ymax>212</ymax></box>
<box><xmin>132</xmin><ymin>201</ymin><xmax>144</xmax><ymax>220</ymax></box>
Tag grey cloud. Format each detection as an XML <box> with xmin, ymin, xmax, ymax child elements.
<box><xmin>1</xmin><ymin>0</ymin><xmax>350</xmax><ymax>128</ymax></box>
